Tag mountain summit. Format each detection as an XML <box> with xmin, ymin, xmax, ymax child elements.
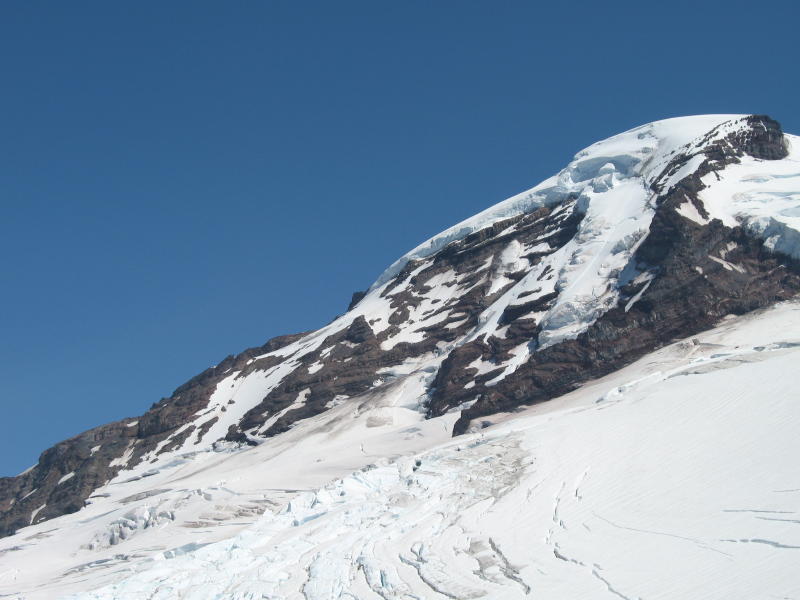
<box><xmin>2</xmin><ymin>115</ymin><xmax>799</xmax><ymax>599</ymax></box>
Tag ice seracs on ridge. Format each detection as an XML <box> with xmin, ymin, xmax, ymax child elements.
<box><xmin>371</xmin><ymin>114</ymin><xmax>743</xmax><ymax>292</ymax></box>
<box><xmin>369</xmin><ymin>115</ymin><xmax>754</xmax><ymax>352</ymax></box>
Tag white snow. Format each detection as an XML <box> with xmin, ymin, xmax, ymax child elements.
<box><xmin>0</xmin><ymin>301</ymin><xmax>793</xmax><ymax>599</ymax></box>
<box><xmin>28</xmin><ymin>504</ymin><xmax>46</xmax><ymax>526</ymax></box>
<box><xmin>401</xmin><ymin>115</ymin><xmax>748</xmax><ymax>357</ymax></box>
<box><xmin>379</xmin><ymin>268</ymin><xmax>478</xmax><ymax>350</ymax></box>
<box><xmin>57</xmin><ymin>472</ymin><xmax>75</xmax><ymax>486</ymax></box>
<box><xmin>624</xmin><ymin>272</ymin><xmax>654</xmax><ymax>312</ymax></box>
<box><xmin>709</xmin><ymin>254</ymin><xmax>746</xmax><ymax>273</ymax></box>
<box><xmin>65</xmin><ymin>115</ymin><xmax>797</xmax><ymax>481</ymax></box>
<box><xmin>467</xmin><ymin>355</ymin><xmax>501</xmax><ymax>376</ymax></box>
<box><xmin>109</xmin><ymin>442</ymin><xmax>135</xmax><ymax>468</ymax></box>
<box><xmin>484</xmin><ymin>341</ymin><xmax>531</xmax><ymax>386</ymax></box>
<box><xmin>306</xmin><ymin>361</ymin><xmax>324</xmax><ymax>374</ymax></box>
<box><xmin>112</xmin><ymin>111</ymin><xmax>781</xmax><ymax>436</ymax></box>
<box><xmin>2</xmin><ymin>115</ymin><xmax>799</xmax><ymax>600</ymax></box>
<box><xmin>695</xmin><ymin>133</ymin><xmax>800</xmax><ymax>260</ymax></box>
<box><xmin>369</xmin><ymin>116</ymin><xmax>742</xmax><ymax>293</ymax></box>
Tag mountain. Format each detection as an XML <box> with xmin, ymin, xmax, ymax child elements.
<box><xmin>1</xmin><ymin>114</ymin><xmax>799</xmax><ymax>599</ymax></box>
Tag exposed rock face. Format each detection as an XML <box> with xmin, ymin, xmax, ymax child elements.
<box><xmin>1</xmin><ymin>114</ymin><xmax>798</xmax><ymax>538</ymax></box>
<box><xmin>0</xmin><ymin>333</ymin><xmax>305</xmax><ymax>538</ymax></box>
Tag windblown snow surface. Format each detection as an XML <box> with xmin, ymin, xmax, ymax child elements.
<box><xmin>2</xmin><ymin>115</ymin><xmax>800</xmax><ymax>599</ymax></box>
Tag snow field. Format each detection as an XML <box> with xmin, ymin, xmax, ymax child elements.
<box><xmin>38</xmin><ymin>301</ymin><xmax>800</xmax><ymax>599</ymax></box>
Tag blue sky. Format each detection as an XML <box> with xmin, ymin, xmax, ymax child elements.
<box><xmin>1</xmin><ymin>0</ymin><xmax>798</xmax><ymax>476</ymax></box>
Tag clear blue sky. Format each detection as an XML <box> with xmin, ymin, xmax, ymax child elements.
<box><xmin>1</xmin><ymin>0</ymin><xmax>797</xmax><ymax>476</ymax></box>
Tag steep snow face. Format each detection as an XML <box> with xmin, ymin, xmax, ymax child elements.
<box><xmin>372</xmin><ymin>115</ymin><xmax>742</xmax><ymax>290</ymax></box>
<box><xmin>367</xmin><ymin>115</ymin><xmax>755</xmax><ymax>352</ymax></box>
<box><xmin>2</xmin><ymin>301</ymin><xmax>797</xmax><ymax>599</ymax></box>
<box><xmin>688</xmin><ymin>133</ymin><xmax>800</xmax><ymax>259</ymax></box>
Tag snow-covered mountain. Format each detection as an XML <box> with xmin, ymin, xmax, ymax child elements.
<box><xmin>1</xmin><ymin>114</ymin><xmax>799</xmax><ymax>599</ymax></box>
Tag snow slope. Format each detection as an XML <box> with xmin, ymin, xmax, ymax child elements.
<box><xmin>2</xmin><ymin>302</ymin><xmax>799</xmax><ymax>599</ymax></box>
<box><xmin>689</xmin><ymin>135</ymin><xmax>800</xmax><ymax>259</ymax></box>
<box><xmin>2</xmin><ymin>115</ymin><xmax>800</xmax><ymax>599</ymax></box>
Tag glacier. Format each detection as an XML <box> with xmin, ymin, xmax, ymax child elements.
<box><xmin>1</xmin><ymin>114</ymin><xmax>800</xmax><ymax>599</ymax></box>
<box><xmin>2</xmin><ymin>302</ymin><xmax>798</xmax><ymax>599</ymax></box>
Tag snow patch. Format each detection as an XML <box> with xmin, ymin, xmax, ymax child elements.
<box><xmin>57</xmin><ymin>472</ymin><xmax>75</xmax><ymax>486</ymax></box>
